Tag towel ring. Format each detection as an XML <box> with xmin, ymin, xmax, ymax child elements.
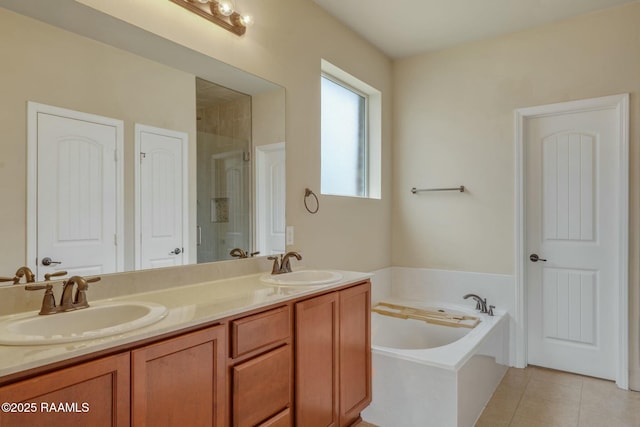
<box><xmin>304</xmin><ymin>188</ymin><xmax>319</xmax><ymax>214</ymax></box>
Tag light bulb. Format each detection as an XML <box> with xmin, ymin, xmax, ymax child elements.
<box><xmin>239</xmin><ymin>14</ymin><xmax>254</xmax><ymax>27</ymax></box>
<box><xmin>217</xmin><ymin>1</ymin><xmax>234</xmax><ymax>16</ymax></box>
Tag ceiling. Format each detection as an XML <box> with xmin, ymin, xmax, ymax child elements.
<box><xmin>313</xmin><ymin>0</ymin><xmax>637</xmax><ymax>58</ymax></box>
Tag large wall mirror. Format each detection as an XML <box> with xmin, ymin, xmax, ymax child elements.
<box><xmin>0</xmin><ymin>1</ymin><xmax>286</xmax><ymax>281</ymax></box>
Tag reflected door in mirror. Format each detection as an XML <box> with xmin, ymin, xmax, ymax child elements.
<box><xmin>256</xmin><ymin>143</ymin><xmax>286</xmax><ymax>255</ymax></box>
<box><xmin>136</xmin><ymin>125</ymin><xmax>188</xmax><ymax>270</ymax></box>
<box><xmin>29</xmin><ymin>103</ymin><xmax>125</xmax><ymax>281</ymax></box>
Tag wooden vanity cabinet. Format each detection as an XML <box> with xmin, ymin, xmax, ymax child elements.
<box><xmin>229</xmin><ymin>306</ymin><xmax>293</xmax><ymax>427</ymax></box>
<box><xmin>131</xmin><ymin>325</ymin><xmax>226</xmax><ymax>427</ymax></box>
<box><xmin>295</xmin><ymin>281</ymin><xmax>371</xmax><ymax>427</ymax></box>
<box><xmin>0</xmin><ymin>279</ymin><xmax>371</xmax><ymax>427</ymax></box>
<box><xmin>0</xmin><ymin>353</ymin><xmax>130</xmax><ymax>427</ymax></box>
<box><xmin>338</xmin><ymin>283</ymin><xmax>372</xmax><ymax>426</ymax></box>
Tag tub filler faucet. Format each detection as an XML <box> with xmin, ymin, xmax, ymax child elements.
<box><xmin>463</xmin><ymin>294</ymin><xmax>494</xmax><ymax>316</ymax></box>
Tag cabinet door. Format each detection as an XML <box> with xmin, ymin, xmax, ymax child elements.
<box><xmin>0</xmin><ymin>353</ymin><xmax>130</xmax><ymax>427</ymax></box>
<box><xmin>257</xmin><ymin>408</ymin><xmax>291</xmax><ymax>427</ymax></box>
<box><xmin>295</xmin><ymin>292</ymin><xmax>339</xmax><ymax>427</ymax></box>
<box><xmin>131</xmin><ymin>325</ymin><xmax>226</xmax><ymax>427</ymax></box>
<box><xmin>232</xmin><ymin>345</ymin><xmax>291</xmax><ymax>427</ymax></box>
<box><xmin>339</xmin><ymin>282</ymin><xmax>372</xmax><ymax>427</ymax></box>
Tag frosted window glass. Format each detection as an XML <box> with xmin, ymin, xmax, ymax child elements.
<box><xmin>321</xmin><ymin>76</ymin><xmax>367</xmax><ymax>197</ymax></box>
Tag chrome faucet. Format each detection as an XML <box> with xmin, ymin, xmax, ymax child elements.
<box><xmin>463</xmin><ymin>293</ymin><xmax>489</xmax><ymax>314</ymax></box>
<box><xmin>26</xmin><ymin>274</ymin><xmax>100</xmax><ymax>315</ymax></box>
<box><xmin>267</xmin><ymin>251</ymin><xmax>302</xmax><ymax>274</ymax></box>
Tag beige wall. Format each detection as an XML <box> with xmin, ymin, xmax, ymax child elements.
<box><xmin>74</xmin><ymin>0</ymin><xmax>394</xmax><ymax>273</ymax></box>
<box><xmin>0</xmin><ymin>8</ymin><xmax>196</xmax><ymax>273</ymax></box>
<box><xmin>392</xmin><ymin>3</ymin><xmax>640</xmax><ymax>388</ymax></box>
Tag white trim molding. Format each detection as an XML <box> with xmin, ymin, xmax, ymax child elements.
<box><xmin>514</xmin><ymin>94</ymin><xmax>629</xmax><ymax>389</ymax></box>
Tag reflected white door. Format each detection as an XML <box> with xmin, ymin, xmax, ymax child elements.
<box><xmin>524</xmin><ymin>96</ymin><xmax>627</xmax><ymax>380</ymax></box>
<box><xmin>29</xmin><ymin>103</ymin><xmax>124</xmax><ymax>280</ymax></box>
<box><xmin>135</xmin><ymin>125</ymin><xmax>188</xmax><ymax>270</ymax></box>
<box><xmin>216</xmin><ymin>152</ymin><xmax>250</xmax><ymax>257</ymax></box>
<box><xmin>256</xmin><ymin>143</ymin><xmax>286</xmax><ymax>255</ymax></box>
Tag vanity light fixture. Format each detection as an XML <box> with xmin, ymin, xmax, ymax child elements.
<box><xmin>169</xmin><ymin>0</ymin><xmax>253</xmax><ymax>36</ymax></box>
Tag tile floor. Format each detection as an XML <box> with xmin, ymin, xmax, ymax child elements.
<box><xmin>475</xmin><ymin>366</ymin><xmax>640</xmax><ymax>426</ymax></box>
<box><xmin>358</xmin><ymin>366</ymin><xmax>640</xmax><ymax>427</ymax></box>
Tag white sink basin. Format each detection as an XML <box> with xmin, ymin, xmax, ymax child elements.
<box><xmin>0</xmin><ymin>301</ymin><xmax>168</xmax><ymax>345</ymax></box>
<box><xmin>260</xmin><ymin>270</ymin><xmax>343</xmax><ymax>286</ymax></box>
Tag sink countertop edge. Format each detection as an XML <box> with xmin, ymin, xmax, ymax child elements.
<box><xmin>0</xmin><ymin>270</ymin><xmax>372</xmax><ymax>381</ymax></box>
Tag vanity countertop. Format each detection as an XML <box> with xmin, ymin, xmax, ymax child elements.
<box><xmin>0</xmin><ymin>270</ymin><xmax>371</xmax><ymax>380</ymax></box>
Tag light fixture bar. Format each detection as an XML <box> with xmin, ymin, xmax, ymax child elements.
<box><xmin>169</xmin><ymin>0</ymin><xmax>247</xmax><ymax>36</ymax></box>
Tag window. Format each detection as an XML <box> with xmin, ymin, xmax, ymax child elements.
<box><xmin>320</xmin><ymin>60</ymin><xmax>381</xmax><ymax>199</ymax></box>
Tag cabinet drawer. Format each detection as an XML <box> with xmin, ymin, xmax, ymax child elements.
<box><xmin>232</xmin><ymin>345</ymin><xmax>291</xmax><ymax>427</ymax></box>
<box><xmin>231</xmin><ymin>306</ymin><xmax>290</xmax><ymax>358</ymax></box>
<box><xmin>257</xmin><ymin>408</ymin><xmax>291</xmax><ymax>427</ymax></box>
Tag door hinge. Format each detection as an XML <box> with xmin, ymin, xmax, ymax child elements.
<box><xmin>114</xmin><ymin>234</ymin><xmax>117</xmax><ymax>245</ymax></box>
<box><xmin>243</xmin><ymin>151</ymin><xmax>251</xmax><ymax>162</ymax></box>
<box><xmin>114</xmin><ymin>149</ymin><xmax>118</xmax><ymax>161</ymax></box>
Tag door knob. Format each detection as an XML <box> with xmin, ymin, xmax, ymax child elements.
<box><xmin>170</xmin><ymin>248</ymin><xmax>182</xmax><ymax>255</ymax></box>
<box><xmin>529</xmin><ymin>254</ymin><xmax>547</xmax><ymax>263</ymax></box>
<box><xmin>41</xmin><ymin>257</ymin><xmax>62</xmax><ymax>266</ymax></box>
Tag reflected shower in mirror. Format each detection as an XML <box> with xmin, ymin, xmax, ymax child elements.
<box><xmin>196</xmin><ymin>78</ymin><xmax>252</xmax><ymax>263</ymax></box>
<box><xmin>0</xmin><ymin>1</ymin><xmax>286</xmax><ymax>280</ymax></box>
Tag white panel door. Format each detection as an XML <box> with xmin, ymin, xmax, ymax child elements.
<box><xmin>525</xmin><ymin>105</ymin><xmax>622</xmax><ymax>380</ymax></box>
<box><xmin>33</xmin><ymin>105</ymin><xmax>123</xmax><ymax>280</ymax></box>
<box><xmin>256</xmin><ymin>143</ymin><xmax>286</xmax><ymax>255</ymax></box>
<box><xmin>136</xmin><ymin>125</ymin><xmax>187</xmax><ymax>270</ymax></box>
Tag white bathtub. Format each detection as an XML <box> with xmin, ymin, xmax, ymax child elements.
<box><xmin>362</xmin><ymin>299</ymin><xmax>509</xmax><ymax>427</ymax></box>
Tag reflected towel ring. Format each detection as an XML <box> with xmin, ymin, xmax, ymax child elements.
<box><xmin>304</xmin><ymin>188</ymin><xmax>319</xmax><ymax>214</ymax></box>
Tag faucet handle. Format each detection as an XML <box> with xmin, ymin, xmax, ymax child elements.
<box><xmin>488</xmin><ymin>305</ymin><xmax>495</xmax><ymax>316</ymax></box>
<box><xmin>44</xmin><ymin>271</ymin><xmax>67</xmax><ymax>281</ymax></box>
<box><xmin>267</xmin><ymin>256</ymin><xmax>281</xmax><ymax>274</ymax></box>
<box><xmin>25</xmin><ymin>283</ymin><xmax>52</xmax><ymax>292</ymax></box>
<box><xmin>76</xmin><ymin>276</ymin><xmax>100</xmax><ymax>292</ymax></box>
<box><xmin>0</xmin><ymin>277</ymin><xmax>15</xmax><ymax>283</ymax></box>
<box><xmin>25</xmin><ymin>283</ymin><xmax>58</xmax><ymax>315</ymax></box>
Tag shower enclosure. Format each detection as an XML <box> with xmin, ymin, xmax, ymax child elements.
<box><xmin>196</xmin><ymin>78</ymin><xmax>252</xmax><ymax>263</ymax></box>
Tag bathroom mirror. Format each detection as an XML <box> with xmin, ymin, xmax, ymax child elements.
<box><xmin>0</xmin><ymin>1</ymin><xmax>286</xmax><ymax>280</ymax></box>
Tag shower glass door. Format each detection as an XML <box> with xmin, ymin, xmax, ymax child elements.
<box><xmin>197</xmin><ymin>133</ymin><xmax>251</xmax><ymax>263</ymax></box>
